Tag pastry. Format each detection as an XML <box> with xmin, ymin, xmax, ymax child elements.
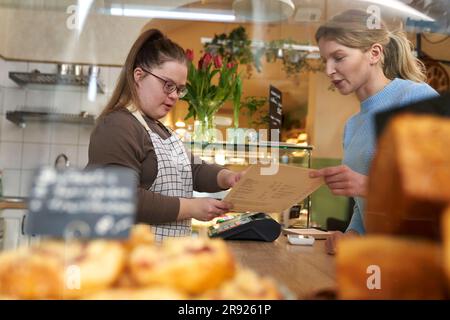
<box><xmin>124</xmin><ymin>224</ymin><xmax>155</xmax><ymax>250</ymax></box>
<box><xmin>0</xmin><ymin>240</ymin><xmax>125</xmax><ymax>299</ymax></box>
<box><xmin>129</xmin><ymin>237</ymin><xmax>235</xmax><ymax>294</ymax></box>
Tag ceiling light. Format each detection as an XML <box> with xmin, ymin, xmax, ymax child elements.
<box><xmin>175</xmin><ymin>121</ymin><xmax>186</xmax><ymax>128</ymax></box>
<box><xmin>110</xmin><ymin>6</ymin><xmax>236</xmax><ymax>22</ymax></box>
<box><xmin>232</xmin><ymin>0</ymin><xmax>295</xmax><ymax>22</ymax></box>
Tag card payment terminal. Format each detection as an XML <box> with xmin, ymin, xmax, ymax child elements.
<box><xmin>208</xmin><ymin>212</ymin><xmax>281</xmax><ymax>242</ymax></box>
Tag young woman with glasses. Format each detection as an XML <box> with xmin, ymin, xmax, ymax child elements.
<box><xmin>87</xmin><ymin>29</ymin><xmax>244</xmax><ymax>242</ymax></box>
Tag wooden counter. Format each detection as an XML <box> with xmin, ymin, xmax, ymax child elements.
<box><xmin>226</xmin><ymin>235</ymin><xmax>336</xmax><ymax>299</ymax></box>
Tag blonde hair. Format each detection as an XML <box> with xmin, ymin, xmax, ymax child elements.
<box><xmin>99</xmin><ymin>29</ymin><xmax>187</xmax><ymax>119</ymax></box>
<box><xmin>315</xmin><ymin>10</ymin><xmax>426</xmax><ymax>82</ymax></box>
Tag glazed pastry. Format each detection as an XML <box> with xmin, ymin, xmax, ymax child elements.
<box><xmin>0</xmin><ymin>240</ymin><xmax>125</xmax><ymax>299</ymax></box>
<box><xmin>124</xmin><ymin>224</ymin><xmax>155</xmax><ymax>250</ymax></box>
<box><xmin>129</xmin><ymin>237</ymin><xmax>235</xmax><ymax>294</ymax></box>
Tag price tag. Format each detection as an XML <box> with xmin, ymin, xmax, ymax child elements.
<box><xmin>25</xmin><ymin>166</ymin><xmax>137</xmax><ymax>239</ymax></box>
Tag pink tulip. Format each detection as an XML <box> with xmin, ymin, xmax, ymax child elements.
<box><xmin>214</xmin><ymin>55</ymin><xmax>223</xmax><ymax>68</ymax></box>
<box><xmin>226</xmin><ymin>62</ymin><xmax>235</xmax><ymax>69</ymax></box>
<box><xmin>199</xmin><ymin>53</ymin><xmax>212</xmax><ymax>70</ymax></box>
<box><xmin>186</xmin><ymin>49</ymin><xmax>194</xmax><ymax>61</ymax></box>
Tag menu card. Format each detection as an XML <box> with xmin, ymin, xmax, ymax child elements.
<box><xmin>224</xmin><ymin>164</ymin><xmax>324</xmax><ymax>213</ymax></box>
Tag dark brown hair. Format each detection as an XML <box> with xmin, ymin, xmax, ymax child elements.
<box><xmin>99</xmin><ymin>29</ymin><xmax>188</xmax><ymax>118</ymax></box>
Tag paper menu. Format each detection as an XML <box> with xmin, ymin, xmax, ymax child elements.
<box><xmin>223</xmin><ymin>164</ymin><xmax>324</xmax><ymax>213</ymax></box>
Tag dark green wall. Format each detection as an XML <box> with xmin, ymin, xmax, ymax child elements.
<box><xmin>310</xmin><ymin>158</ymin><xmax>351</xmax><ymax>229</ymax></box>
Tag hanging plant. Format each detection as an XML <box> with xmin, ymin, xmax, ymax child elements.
<box><xmin>204</xmin><ymin>26</ymin><xmax>258</xmax><ymax>78</ymax></box>
<box><xmin>266</xmin><ymin>39</ymin><xmax>324</xmax><ymax>77</ymax></box>
<box><xmin>203</xmin><ymin>27</ymin><xmax>324</xmax><ymax>79</ymax></box>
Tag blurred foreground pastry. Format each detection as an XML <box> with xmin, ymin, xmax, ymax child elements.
<box><xmin>0</xmin><ymin>225</ymin><xmax>286</xmax><ymax>300</ymax></box>
<box><xmin>124</xmin><ymin>224</ymin><xmax>154</xmax><ymax>250</ymax></box>
<box><xmin>366</xmin><ymin>114</ymin><xmax>450</xmax><ymax>239</ymax></box>
<box><xmin>129</xmin><ymin>237</ymin><xmax>236</xmax><ymax>294</ymax></box>
<box><xmin>336</xmin><ymin>236</ymin><xmax>446</xmax><ymax>299</ymax></box>
<box><xmin>0</xmin><ymin>240</ymin><xmax>125</xmax><ymax>299</ymax></box>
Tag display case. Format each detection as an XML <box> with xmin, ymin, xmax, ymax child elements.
<box><xmin>185</xmin><ymin>141</ymin><xmax>313</xmax><ymax>228</ymax></box>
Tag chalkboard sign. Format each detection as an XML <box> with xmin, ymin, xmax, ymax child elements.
<box><xmin>269</xmin><ymin>85</ymin><xmax>282</xmax><ymax>142</ymax></box>
<box><xmin>25</xmin><ymin>166</ymin><xmax>137</xmax><ymax>239</ymax></box>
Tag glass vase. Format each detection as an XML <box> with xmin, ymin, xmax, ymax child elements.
<box><xmin>194</xmin><ymin>114</ymin><xmax>217</xmax><ymax>143</ymax></box>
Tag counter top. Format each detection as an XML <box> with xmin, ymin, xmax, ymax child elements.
<box><xmin>226</xmin><ymin>235</ymin><xmax>336</xmax><ymax>299</ymax></box>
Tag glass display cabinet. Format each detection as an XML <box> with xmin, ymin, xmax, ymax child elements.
<box><xmin>185</xmin><ymin>141</ymin><xmax>313</xmax><ymax>229</ymax></box>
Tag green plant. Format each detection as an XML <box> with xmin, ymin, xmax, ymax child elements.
<box><xmin>266</xmin><ymin>39</ymin><xmax>324</xmax><ymax>77</ymax></box>
<box><xmin>241</xmin><ymin>96</ymin><xmax>269</xmax><ymax>128</ymax></box>
<box><xmin>204</xmin><ymin>26</ymin><xmax>324</xmax><ymax>78</ymax></box>
<box><xmin>204</xmin><ymin>26</ymin><xmax>262</xmax><ymax>78</ymax></box>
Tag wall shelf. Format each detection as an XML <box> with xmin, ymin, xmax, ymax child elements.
<box><xmin>9</xmin><ymin>71</ymin><xmax>105</xmax><ymax>94</ymax></box>
<box><xmin>6</xmin><ymin>110</ymin><xmax>95</xmax><ymax>128</ymax></box>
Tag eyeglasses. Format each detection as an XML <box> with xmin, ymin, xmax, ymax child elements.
<box><xmin>140</xmin><ymin>67</ymin><xmax>188</xmax><ymax>98</ymax></box>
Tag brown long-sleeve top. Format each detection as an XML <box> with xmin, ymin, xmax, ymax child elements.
<box><xmin>87</xmin><ymin>108</ymin><xmax>225</xmax><ymax>224</ymax></box>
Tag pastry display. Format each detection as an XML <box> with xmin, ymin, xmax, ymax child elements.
<box><xmin>0</xmin><ymin>226</ymin><xmax>283</xmax><ymax>300</ymax></box>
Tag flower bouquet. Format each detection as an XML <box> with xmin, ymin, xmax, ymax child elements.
<box><xmin>182</xmin><ymin>49</ymin><xmax>242</xmax><ymax>142</ymax></box>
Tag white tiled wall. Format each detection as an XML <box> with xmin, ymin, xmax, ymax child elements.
<box><xmin>0</xmin><ymin>57</ymin><xmax>121</xmax><ymax>197</ymax></box>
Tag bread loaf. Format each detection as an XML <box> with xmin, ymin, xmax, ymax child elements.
<box><xmin>336</xmin><ymin>236</ymin><xmax>446</xmax><ymax>299</ymax></box>
<box><xmin>443</xmin><ymin>206</ymin><xmax>450</xmax><ymax>291</ymax></box>
<box><xmin>366</xmin><ymin>114</ymin><xmax>450</xmax><ymax>239</ymax></box>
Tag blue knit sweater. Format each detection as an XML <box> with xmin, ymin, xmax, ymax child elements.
<box><xmin>343</xmin><ymin>78</ymin><xmax>439</xmax><ymax>234</ymax></box>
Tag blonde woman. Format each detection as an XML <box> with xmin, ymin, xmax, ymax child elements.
<box><xmin>310</xmin><ymin>10</ymin><xmax>439</xmax><ymax>254</ymax></box>
<box><xmin>87</xmin><ymin>29</ymin><xmax>243</xmax><ymax>242</ymax></box>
